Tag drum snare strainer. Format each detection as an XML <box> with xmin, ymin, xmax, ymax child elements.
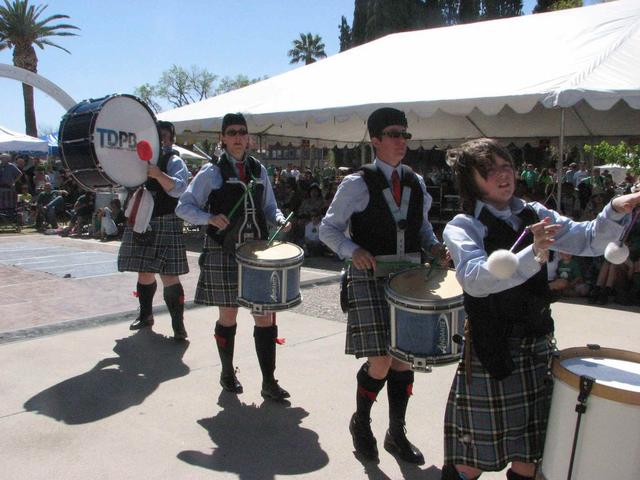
<box><xmin>385</xmin><ymin>265</ymin><xmax>465</xmax><ymax>372</ymax></box>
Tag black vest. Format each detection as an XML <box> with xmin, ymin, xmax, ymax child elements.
<box><xmin>145</xmin><ymin>150</ymin><xmax>180</xmax><ymax>218</ymax></box>
<box><xmin>464</xmin><ymin>205</ymin><xmax>554</xmax><ymax>380</ymax></box>
<box><xmin>206</xmin><ymin>153</ymin><xmax>268</xmax><ymax>251</ymax></box>
<box><xmin>350</xmin><ymin>164</ymin><xmax>423</xmax><ymax>256</ymax></box>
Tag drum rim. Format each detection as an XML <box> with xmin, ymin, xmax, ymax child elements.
<box><xmin>385</xmin><ymin>266</ymin><xmax>464</xmax><ymax>309</ymax></box>
<box><xmin>236</xmin><ymin>240</ymin><xmax>305</xmax><ymax>267</ymax></box>
<box><xmin>552</xmin><ymin>346</ymin><xmax>640</xmax><ymax>406</ymax></box>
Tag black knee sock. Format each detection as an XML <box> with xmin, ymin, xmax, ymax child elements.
<box><xmin>215</xmin><ymin>323</ymin><xmax>237</xmax><ymax>376</ymax></box>
<box><xmin>441</xmin><ymin>464</ymin><xmax>481</xmax><ymax>480</ymax></box>
<box><xmin>506</xmin><ymin>469</ymin><xmax>532</xmax><ymax>480</ymax></box>
<box><xmin>355</xmin><ymin>363</ymin><xmax>386</xmax><ymax>420</ymax></box>
<box><xmin>136</xmin><ymin>281</ymin><xmax>157</xmax><ymax>319</ymax></box>
<box><xmin>387</xmin><ymin>369</ymin><xmax>414</xmax><ymax>433</ymax></box>
<box><xmin>163</xmin><ymin>283</ymin><xmax>185</xmax><ymax>332</ymax></box>
<box><xmin>254</xmin><ymin>325</ymin><xmax>278</xmax><ymax>383</ymax></box>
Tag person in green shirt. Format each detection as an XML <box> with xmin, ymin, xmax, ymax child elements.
<box><xmin>549</xmin><ymin>252</ymin><xmax>590</xmax><ymax>297</ymax></box>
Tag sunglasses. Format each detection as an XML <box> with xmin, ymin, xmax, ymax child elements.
<box><xmin>381</xmin><ymin>130</ymin><xmax>412</xmax><ymax>140</ymax></box>
<box><xmin>225</xmin><ymin>128</ymin><xmax>248</xmax><ymax>137</ymax></box>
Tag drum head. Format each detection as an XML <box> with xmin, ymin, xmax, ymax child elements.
<box><xmin>237</xmin><ymin>240</ymin><xmax>304</xmax><ymax>264</ymax></box>
<box><xmin>388</xmin><ymin>266</ymin><xmax>462</xmax><ymax>304</ymax></box>
<box><xmin>92</xmin><ymin>95</ymin><xmax>159</xmax><ymax>188</ymax></box>
<box><xmin>553</xmin><ymin>347</ymin><xmax>640</xmax><ymax>405</ymax></box>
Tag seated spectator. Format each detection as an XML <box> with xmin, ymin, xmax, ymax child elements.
<box><xmin>67</xmin><ymin>191</ymin><xmax>95</xmax><ymax>236</ymax></box>
<box><xmin>549</xmin><ymin>252</ymin><xmax>590</xmax><ymax>298</ymax></box>
<box><xmin>304</xmin><ymin>210</ymin><xmax>328</xmax><ymax>257</ymax></box>
<box><xmin>35</xmin><ymin>183</ymin><xmax>68</xmax><ymax>231</ymax></box>
<box><xmin>297</xmin><ymin>183</ymin><xmax>324</xmax><ymax>218</ymax></box>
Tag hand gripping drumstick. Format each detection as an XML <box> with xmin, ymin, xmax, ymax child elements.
<box><xmin>486</xmin><ymin>226</ymin><xmax>531</xmax><ymax>279</ymax></box>
<box><xmin>267</xmin><ymin>211</ymin><xmax>294</xmax><ymax>247</ymax></box>
<box><xmin>604</xmin><ymin>206</ymin><xmax>640</xmax><ymax>264</ymax></box>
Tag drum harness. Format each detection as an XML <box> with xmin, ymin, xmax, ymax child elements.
<box><xmin>340</xmin><ymin>181</ymin><xmax>414</xmax><ymax>312</ymax></box>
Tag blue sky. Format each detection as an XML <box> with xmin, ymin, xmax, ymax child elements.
<box><xmin>1</xmin><ymin>0</ymin><xmax>590</xmax><ymax>135</ymax></box>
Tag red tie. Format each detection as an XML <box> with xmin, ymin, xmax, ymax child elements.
<box><xmin>236</xmin><ymin>162</ymin><xmax>245</xmax><ymax>182</ymax></box>
<box><xmin>391</xmin><ymin>170</ymin><xmax>401</xmax><ymax>206</ymax></box>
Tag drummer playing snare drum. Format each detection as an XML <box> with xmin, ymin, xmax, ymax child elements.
<box><xmin>176</xmin><ymin>113</ymin><xmax>292</xmax><ymax>401</ymax></box>
<box><xmin>320</xmin><ymin>107</ymin><xmax>447</xmax><ymax>465</ymax></box>
<box><xmin>440</xmin><ymin>138</ymin><xmax>640</xmax><ymax>480</ymax></box>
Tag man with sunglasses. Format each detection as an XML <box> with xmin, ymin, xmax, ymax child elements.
<box><xmin>176</xmin><ymin>113</ymin><xmax>292</xmax><ymax>401</ymax></box>
<box><xmin>320</xmin><ymin>107</ymin><xmax>444</xmax><ymax>464</ymax></box>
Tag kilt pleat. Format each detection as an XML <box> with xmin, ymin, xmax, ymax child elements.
<box><xmin>443</xmin><ymin>336</ymin><xmax>554</xmax><ymax>471</ymax></box>
<box><xmin>195</xmin><ymin>235</ymin><xmax>239</xmax><ymax>306</ymax></box>
<box><xmin>117</xmin><ymin>214</ymin><xmax>188</xmax><ymax>275</ymax></box>
<box><xmin>345</xmin><ymin>266</ymin><xmax>390</xmax><ymax>358</ymax></box>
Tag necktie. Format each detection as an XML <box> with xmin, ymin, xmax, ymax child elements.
<box><xmin>391</xmin><ymin>170</ymin><xmax>401</xmax><ymax>206</ymax></box>
<box><xmin>236</xmin><ymin>162</ymin><xmax>245</xmax><ymax>182</ymax></box>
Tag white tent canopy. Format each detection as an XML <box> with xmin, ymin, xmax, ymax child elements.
<box><xmin>160</xmin><ymin>0</ymin><xmax>640</xmax><ymax>148</ymax></box>
<box><xmin>172</xmin><ymin>144</ymin><xmax>207</xmax><ymax>163</ymax></box>
<box><xmin>0</xmin><ymin>125</ymin><xmax>48</xmax><ymax>153</ymax></box>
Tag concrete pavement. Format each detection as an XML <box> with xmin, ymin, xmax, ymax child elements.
<box><xmin>1</xmin><ymin>233</ymin><xmax>639</xmax><ymax>479</ymax></box>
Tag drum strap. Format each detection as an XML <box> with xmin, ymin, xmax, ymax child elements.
<box><xmin>382</xmin><ymin>187</ymin><xmax>410</xmax><ymax>256</ymax></box>
<box><xmin>566</xmin><ymin>375</ymin><xmax>595</xmax><ymax>480</ymax></box>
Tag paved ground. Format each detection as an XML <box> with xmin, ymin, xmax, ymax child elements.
<box><xmin>1</xmin><ymin>231</ymin><xmax>639</xmax><ymax>480</ymax></box>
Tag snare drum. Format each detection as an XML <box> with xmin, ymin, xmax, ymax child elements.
<box><xmin>541</xmin><ymin>346</ymin><xmax>640</xmax><ymax>480</ymax></box>
<box><xmin>59</xmin><ymin>94</ymin><xmax>159</xmax><ymax>190</ymax></box>
<box><xmin>385</xmin><ymin>266</ymin><xmax>465</xmax><ymax>372</ymax></box>
<box><xmin>236</xmin><ymin>240</ymin><xmax>304</xmax><ymax>314</ymax></box>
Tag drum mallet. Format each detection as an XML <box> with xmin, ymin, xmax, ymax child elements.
<box><xmin>486</xmin><ymin>226</ymin><xmax>530</xmax><ymax>279</ymax></box>
<box><xmin>604</xmin><ymin>206</ymin><xmax>640</xmax><ymax>264</ymax></box>
<box><xmin>136</xmin><ymin>140</ymin><xmax>154</xmax><ymax>163</ymax></box>
<box><xmin>267</xmin><ymin>211</ymin><xmax>294</xmax><ymax>246</ymax></box>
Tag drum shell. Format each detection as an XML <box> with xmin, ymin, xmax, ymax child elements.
<box><xmin>236</xmin><ymin>241</ymin><xmax>304</xmax><ymax>313</ymax></box>
<box><xmin>385</xmin><ymin>266</ymin><xmax>465</xmax><ymax>371</ymax></box>
<box><xmin>541</xmin><ymin>347</ymin><xmax>640</xmax><ymax>480</ymax></box>
<box><xmin>59</xmin><ymin>94</ymin><xmax>159</xmax><ymax>190</ymax></box>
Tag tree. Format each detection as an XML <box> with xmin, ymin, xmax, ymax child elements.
<box><xmin>533</xmin><ymin>0</ymin><xmax>582</xmax><ymax>13</ymax></box>
<box><xmin>134</xmin><ymin>83</ymin><xmax>161</xmax><ymax>113</ymax></box>
<box><xmin>215</xmin><ymin>74</ymin><xmax>267</xmax><ymax>95</ymax></box>
<box><xmin>156</xmin><ymin>65</ymin><xmax>217</xmax><ymax>108</ymax></box>
<box><xmin>338</xmin><ymin>15</ymin><xmax>352</xmax><ymax>52</ymax></box>
<box><xmin>584</xmin><ymin>141</ymin><xmax>640</xmax><ymax>176</ymax></box>
<box><xmin>287</xmin><ymin>32</ymin><xmax>327</xmax><ymax>65</ymax></box>
<box><xmin>0</xmin><ymin>0</ymin><xmax>78</xmax><ymax>136</ymax></box>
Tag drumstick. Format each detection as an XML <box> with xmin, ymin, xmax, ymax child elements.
<box><xmin>344</xmin><ymin>259</ymin><xmax>423</xmax><ymax>270</ymax></box>
<box><xmin>267</xmin><ymin>211</ymin><xmax>294</xmax><ymax>246</ymax></box>
<box><xmin>136</xmin><ymin>140</ymin><xmax>153</xmax><ymax>162</ymax></box>
<box><xmin>192</xmin><ymin>144</ymin><xmax>212</xmax><ymax>161</ymax></box>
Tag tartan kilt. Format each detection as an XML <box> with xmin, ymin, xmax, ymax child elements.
<box><xmin>345</xmin><ymin>266</ymin><xmax>391</xmax><ymax>358</ymax></box>
<box><xmin>443</xmin><ymin>335</ymin><xmax>554</xmax><ymax>471</ymax></box>
<box><xmin>117</xmin><ymin>214</ymin><xmax>189</xmax><ymax>275</ymax></box>
<box><xmin>195</xmin><ymin>235</ymin><xmax>239</xmax><ymax>307</ymax></box>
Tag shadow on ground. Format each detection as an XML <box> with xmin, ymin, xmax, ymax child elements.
<box><xmin>178</xmin><ymin>391</ymin><xmax>329</xmax><ymax>479</ymax></box>
<box><xmin>24</xmin><ymin>329</ymin><xmax>189</xmax><ymax>424</ymax></box>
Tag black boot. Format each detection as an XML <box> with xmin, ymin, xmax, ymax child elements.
<box><xmin>506</xmin><ymin>469</ymin><xmax>532</xmax><ymax>480</ymax></box>
<box><xmin>254</xmin><ymin>325</ymin><xmax>289</xmax><ymax>400</ymax></box>
<box><xmin>215</xmin><ymin>323</ymin><xmax>242</xmax><ymax>394</ymax></box>
<box><xmin>164</xmin><ymin>283</ymin><xmax>187</xmax><ymax>340</ymax></box>
<box><xmin>441</xmin><ymin>464</ymin><xmax>480</xmax><ymax>480</ymax></box>
<box><xmin>384</xmin><ymin>369</ymin><xmax>425</xmax><ymax>465</ymax></box>
<box><xmin>130</xmin><ymin>281</ymin><xmax>156</xmax><ymax>330</ymax></box>
<box><xmin>350</xmin><ymin>363</ymin><xmax>386</xmax><ymax>462</ymax></box>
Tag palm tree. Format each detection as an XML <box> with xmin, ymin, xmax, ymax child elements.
<box><xmin>0</xmin><ymin>0</ymin><xmax>78</xmax><ymax>136</ymax></box>
<box><xmin>287</xmin><ymin>32</ymin><xmax>327</xmax><ymax>65</ymax></box>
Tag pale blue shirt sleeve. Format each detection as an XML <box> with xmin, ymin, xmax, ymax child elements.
<box><xmin>416</xmin><ymin>174</ymin><xmax>440</xmax><ymax>252</ymax></box>
<box><xmin>444</xmin><ymin>199</ymin><xmax>628</xmax><ymax>298</ymax></box>
<box><xmin>319</xmin><ymin>174</ymin><xmax>369</xmax><ymax>259</ymax></box>
<box><xmin>175</xmin><ymin>163</ymin><xmax>220</xmax><ymax>225</ymax></box>
<box><xmin>165</xmin><ymin>154</ymin><xmax>189</xmax><ymax>197</ymax></box>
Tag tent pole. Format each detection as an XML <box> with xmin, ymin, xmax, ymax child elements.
<box><xmin>557</xmin><ymin>108</ymin><xmax>565</xmax><ymax>213</ymax></box>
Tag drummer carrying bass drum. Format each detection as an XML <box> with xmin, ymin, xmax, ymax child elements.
<box><xmin>118</xmin><ymin>120</ymin><xmax>190</xmax><ymax>340</ymax></box>
<box><xmin>320</xmin><ymin>107</ymin><xmax>447</xmax><ymax>464</ymax></box>
<box><xmin>176</xmin><ymin>113</ymin><xmax>292</xmax><ymax>401</ymax></box>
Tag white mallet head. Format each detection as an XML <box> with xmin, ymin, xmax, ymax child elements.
<box><xmin>604</xmin><ymin>242</ymin><xmax>629</xmax><ymax>265</ymax></box>
<box><xmin>487</xmin><ymin>249</ymin><xmax>519</xmax><ymax>279</ymax></box>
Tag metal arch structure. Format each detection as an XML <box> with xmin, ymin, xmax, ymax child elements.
<box><xmin>0</xmin><ymin>63</ymin><xmax>76</xmax><ymax>111</ymax></box>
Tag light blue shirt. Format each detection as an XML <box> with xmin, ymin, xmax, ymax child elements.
<box><xmin>176</xmin><ymin>154</ymin><xmax>284</xmax><ymax>226</ymax></box>
<box><xmin>319</xmin><ymin>158</ymin><xmax>440</xmax><ymax>259</ymax></box>
<box><xmin>443</xmin><ymin>197</ymin><xmax>627</xmax><ymax>298</ymax></box>
<box><xmin>164</xmin><ymin>153</ymin><xmax>189</xmax><ymax>198</ymax></box>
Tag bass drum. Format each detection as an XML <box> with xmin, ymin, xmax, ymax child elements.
<box><xmin>58</xmin><ymin>94</ymin><xmax>159</xmax><ymax>190</ymax></box>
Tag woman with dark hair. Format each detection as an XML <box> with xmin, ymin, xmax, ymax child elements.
<box><xmin>440</xmin><ymin>138</ymin><xmax>640</xmax><ymax>480</ymax></box>
<box><xmin>176</xmin><ymin>113</ymin><xmax>292</xmax><ymax>401</ymax></box>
